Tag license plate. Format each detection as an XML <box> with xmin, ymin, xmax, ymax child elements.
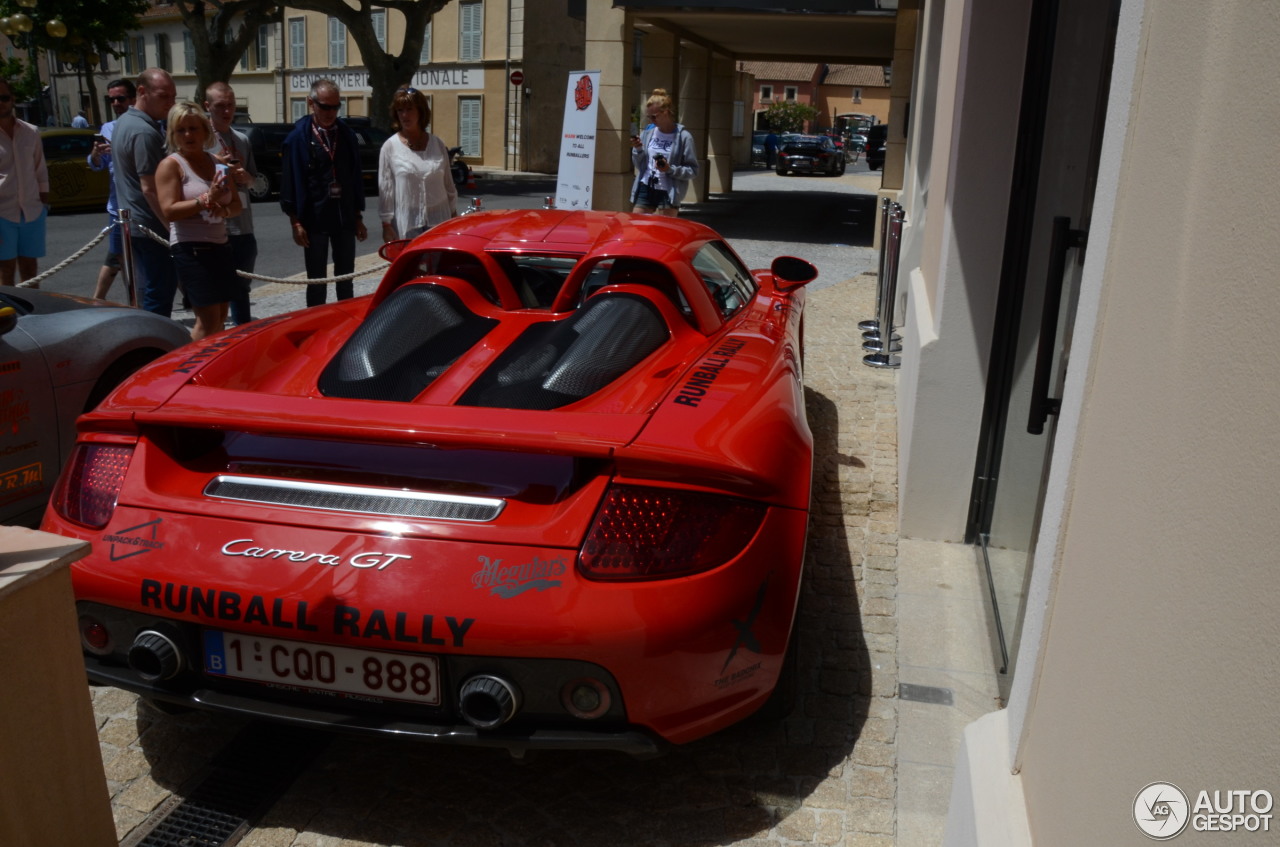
<box><xmin>203</xmin><ymin>630</ymin><xmax>441</xmax><ymax>705</ymax></box>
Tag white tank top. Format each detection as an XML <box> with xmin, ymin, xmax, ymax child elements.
<box><xmin>168</xmin><ymin>153</ymin><xmax>228</xmax><ymax>245</ymax></box>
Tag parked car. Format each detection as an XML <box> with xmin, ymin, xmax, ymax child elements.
<box><xmin>40</xmin><ymin>128</ymin><xmax>110</xmax><ymax>213</ymax></box>
<box><xmin>751</xmin><ymin>131</ymin><xmax>769</xmax><ymax>166</ymax></box>
<box><xmin>242</xmin><ymin>121</ymin><xmax>390</xmax><ymax>202</ymax></box>
<box><xmin>865</xmin><ymin>124</ymin><xmax>888</xmax><ymax>171</ymax></box>
<box><xmin>775</xmin><ymin>134</ymin><xmax>846</xmax><ymax>176</ymax></box>
<box><xmin>1</xmin><ymin>288</ymin><xmax>189</xmax><ymax>526</ymax></box>
<box><xmin>44</xmin><ymin>208</ymin><xmax>819</xmax><ymax>758</ymax></box>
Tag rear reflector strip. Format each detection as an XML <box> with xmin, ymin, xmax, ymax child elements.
<box><xmin>204</xmin><ymin>475</ymin><xmax>506</xmax><ymax>522</ymax></box>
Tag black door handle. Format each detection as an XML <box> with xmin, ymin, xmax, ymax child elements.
<box><xmin>1028</xmin><ymin>216</ymin><xmax>1087</xmax><ymax>435</ymax></box>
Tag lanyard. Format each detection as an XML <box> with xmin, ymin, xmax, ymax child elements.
<box><xmin>311</xmin><ymin>121</ymin><xmax>339</xmax><ymax>181</ymax></box>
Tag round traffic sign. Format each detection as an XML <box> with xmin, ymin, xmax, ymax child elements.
<box><xmin>510</xmin><ymin>71</ymin><xmax>524</xmax><ymax>86</ymax></box>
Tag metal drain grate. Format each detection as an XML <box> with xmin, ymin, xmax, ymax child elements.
<box><xmin>898</xmin><ymin>682</ymin><xmax>955</xmax><ymax>706</ymax></box>
<box><xmin>124</xmin><ymin>722</ymin><xmax>329</xmax><ymax>847</ymax></box>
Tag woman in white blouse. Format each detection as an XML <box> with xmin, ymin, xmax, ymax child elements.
<box><xmin>377</xmin><ymin>87</ymin><xmax>457</xmax><ymax>242</ymax></box>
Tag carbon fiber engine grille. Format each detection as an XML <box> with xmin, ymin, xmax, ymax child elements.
<box><xmin>204</xmin><ymin>475</ymin><xmax>506</xmax><ymax>522</ymax></box>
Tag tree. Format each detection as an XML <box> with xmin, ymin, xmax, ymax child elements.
<box><xmin>177</xmin><ymin>0</ymin><xmax>454</xmax><ymax>131</ymax></box>
<box><xmin>174</xmin><ymin>0</ymin><xmax>282</xmax><ymax>106</ymax></box>
<box><xmin>763</xmin><ymin>101</ymin><xmax>819</xmax><ymax>134</ymax></box>
<box><xmin>287</xmin><ymin>0</ymin><xmax>453</xmax><ymax>131</ymax></box>
<box><xmin>0</xmin><ymin>0</ymin><xmax>149</xmax><ymax>123</ymax></box>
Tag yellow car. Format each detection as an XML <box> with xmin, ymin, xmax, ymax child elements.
<box><xmin>40</xmin><ymin>128</ymin><xmax>110</xmax><ymax>212</ymax></box>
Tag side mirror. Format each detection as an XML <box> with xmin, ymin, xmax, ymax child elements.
<box><xmin>771</xmin><ymin>256</ymin><xmax>818</xmax><ymax>291</ymax></box>
<box><xmin>379</xmin><ymin>239</ymin><xmax>410</xmax><ymax>262</ymax></box>
<box><xmin>0</xmin><ymin>306</ymin><xmax>16</xmax><ymax>336</ymax></box>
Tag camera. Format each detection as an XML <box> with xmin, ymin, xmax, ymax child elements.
<box><xmin>654</xmin><ymin>154</ymin><xmax>667</xmax><ymax>167</ymax></box>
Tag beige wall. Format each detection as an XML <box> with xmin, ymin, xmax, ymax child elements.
<box><xmin>1012</xmin><ymin>4</ymin><xmax>1280</xmax><ymax>841</ymax></box>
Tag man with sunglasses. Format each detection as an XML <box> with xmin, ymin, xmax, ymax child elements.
<box><xmin>87</xmin><ymin>79</ymin><xmax>136</xmax><ymax>300</ymax></box>
<box><xmin>280</xmin><ymin>78</ymin><xmax>367</xmax><ymax>307</ymax></box>
<box><xmin>0</xmin><ymin>77</ymin><xmax>49</xmax><ymax>287</ymax></box>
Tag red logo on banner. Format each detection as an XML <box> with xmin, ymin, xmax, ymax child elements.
<box><xmin>573</xmin><ymin>75</ymin><xmax>593</xmax><ymax>111</ymax></box>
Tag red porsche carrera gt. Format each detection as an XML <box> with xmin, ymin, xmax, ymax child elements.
<box><xmin>43</xmin><ymin>209</ymin><xmax>817</xmax><ymax>758</ymax></box>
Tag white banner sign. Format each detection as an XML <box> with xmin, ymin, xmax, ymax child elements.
<box><xmin>290</xmin><ymin>66</ymin><xmax>482</xmax><ymax>94</ymax></box>
<box><xmin>555</xmin><ymin>70</ymin><xmax>601</xmax><ymax>211</ymax></box>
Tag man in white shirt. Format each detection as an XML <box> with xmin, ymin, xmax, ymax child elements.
<box><xmin>0</xmin><ymin>77</ymin><xmax>49</xmax><ymax>287</ymax></box>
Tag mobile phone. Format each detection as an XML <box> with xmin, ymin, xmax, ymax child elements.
<box><xmin>227</xmin><ymin>158</ymin><xmax>241</xmax><ymax>166</ymax></box>
<box><xmin>93</xmin><ymin>135</ymin><xmax>106</xmax><ymax>145</ymax></box>
<box><xmin>654</xmin><ymin>154</ymin><xmax>667</xmax><ymax>167</ymax></box>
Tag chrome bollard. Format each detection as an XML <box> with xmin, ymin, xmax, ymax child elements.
<box><xmin>118</xmin><ymin>209</ymin><xmax>138</xmax><ymax>308</ymax></box>
<box><xmin>543</xmin><ymin>196</ymin><xmax>556</xmax><ymax>209</ymax></box>
<box><xmin>462</xmin><ymin>197</ymin><xmax>484</xmax><ymax>215</ymax></box>
<box><xmin>864</xmin><ymin>203</ymin><xmax>905</xmax><ymax>369</ymax></box>
<box><xmin>859</xmin><ymin>196</ymin><xmax>894</xmax><ymax>333</ymax></box>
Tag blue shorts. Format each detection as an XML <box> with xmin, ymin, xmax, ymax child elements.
<box><xmin>0</xmin><ymin>208</ymin><xmax>47</xmax><ymax>260</ymax></box>
<box><xmin>633</xmin><ymin>182</ymin><xmax>674</xmax><ymax>210</ymax></box>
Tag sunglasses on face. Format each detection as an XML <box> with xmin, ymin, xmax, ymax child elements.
<box><xmin>397</xmin><ymin>87</ymin><xmax>419</xmax><ymax>96</ymax></box>
<box><xmin>312</xmin><ymin>101</ymin><xmax>340</xmax><ymax>111</ymax></box>
<box><xmin>108</xmin><ymin>95</ymin><xmax>131</xmax><ymax>103</ymax></box>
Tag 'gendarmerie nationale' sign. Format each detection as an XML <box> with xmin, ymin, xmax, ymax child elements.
<box><xmin>291</xmin><ymin>66</ymin><xmax>482</xmax><ymax>93</ymax></box>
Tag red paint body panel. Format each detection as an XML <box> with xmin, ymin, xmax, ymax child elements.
<box><xmin>42</xmin><ymin>210</ymin><xmax>816</xmax><ymax>755</ymax></box>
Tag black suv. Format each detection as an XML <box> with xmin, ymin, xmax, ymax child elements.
<box><xmin>865</xmin><ymin>124</ymin><xmax>888</xmax><ymax>171</ymax></box>
<box><xmin>241</xmin><ymin>121</ymin><xmax>389</xmax><ymax>202</ymax></box>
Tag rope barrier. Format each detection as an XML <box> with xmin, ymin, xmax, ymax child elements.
<box><xmin>15</xmin><ymin>225</ymin><xmax>112</xmax><ymax>289</ymax></box>
<box><xmin>14</xmin><ymin>221</ymin><xmax>388</xmax><ymax>292</ymax></box>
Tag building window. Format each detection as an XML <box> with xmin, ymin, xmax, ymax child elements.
<box><xmin>458</xmin><ymin>96</ymin><xmax>481</xmax><ymax>158</ymax></box>
<box><xmin>784</xmin><ymin>86</ymin><xmax>797</xmax><ymax>101</ymax></box>
<box><xmin>853</xmin><ymin>87</ymin><xmax>862</xmax><ymax>104</ymax></box>
<box><xmin>131</xmin><ymin>36</ymin><xmax>146</xmax><ymax>75</ymax></box>
<box><xmin>420</xmin><ymin>20</ymin><xmax>432</xmax><ymax>63</ymax></box>
<box><xmin>257</xmin><ymin>24</ymin><xmax>270</xmax><ymax>68</ymax></box>
<box><xmin>154</xmin><ymin>34</ymin><xmax>171</xmax><ymax>72</ymax></box>
<box><xmin>371</xmin><ymin>10</ymin><xmax>386</xmax><ymax>51</ymax></box>
<box><xmin>328</xmin><ymin>17</ymin><xmax>346</xmax><ymax>67</ymax></box>
<box><xmin>183</xmin><ymin>32</ymin><xmax>195</xmax><ymax>73</ymax></box>
<box><xmin>289</xmin><ymin>18</ymin><xmax>305</xmax><ymax>68</ymax></box>
<box><xmin>459</xmin><ymin>1</ymin><xmax>482</xmax><ymax>62</ymax></box>
<box><xmin>291</xmin><ymin>98</ymin><xmax>308</xmax><ymax>121</ymax></box>
<box><xmin>760</xmin><ymin>85</ymin><xmax>772</xmax><ymax>102</ymax></box>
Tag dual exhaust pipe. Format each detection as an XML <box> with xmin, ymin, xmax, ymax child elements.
<box><xmin>126</xmin><ymin>632</ymin><xmax>523</xmax><ymax>729</ymax></box>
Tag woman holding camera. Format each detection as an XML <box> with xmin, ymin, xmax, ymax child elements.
<box><xmin>156</xmin><ymin>101</ymin><xmax>241</xmax><ymax>341</ymax></box>
<box><xmin>629</xmin><ymin>88</ymin><xmax>698</xmax><ymax>217</ymax></box>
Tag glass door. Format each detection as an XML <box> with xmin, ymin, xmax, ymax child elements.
<box><xmin>968</xmin><ymin>0</ymin><xmax>1120</xmax><ymax>699</ymax></box>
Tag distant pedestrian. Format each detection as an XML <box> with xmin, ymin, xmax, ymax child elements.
<box><xmin>378</xmin><ymin>86</ymin><xmax>455</xmax><ymax>243</ymax></box>
<box><xmin>280</xmin><ymin>79</ymin><xmax>366</xmax><ymax>308</ymax></box>
<box><xmin>205</xmin><ymin>81</ymin><xmax>257</xmax><ymax>325</ymax></box>
<box><xmin>71</xmin><ymin>109</ymin><xmax>90</xmax><ymax>128</ymax></box>
<box><xmin>156</xmin><ymin>101</ymin><xmax>241</xmax><ymax>341</ymax></box>
<box><xmin>629</xmin><ymin>88</ymin><xmax>698</xmax><ymax>218</ymax></box>
<box><xmin>87</xmin><ymin>78</ymin><xmax>136</xmax><ymax>301</ymax></box>
<box><xmin>765</xmin><ymin>130</ymin><xmax>779</xmax><ymax>167</ymax></box>
<box><xmin>0</xmin><ymin>76</ymin><xmax>49</xmax><ymax>287</ymax></box>
<box><xmin>113</xmin><ymin>68</ymin><xmax>180</xmax><ymax>316</ymax></box>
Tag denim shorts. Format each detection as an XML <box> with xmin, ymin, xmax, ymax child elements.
<box><xmin>170</xmin><ymin>241</ymin><xmax>237</xmax><ymax>309</ymax></box>
<box><xmin>634</xmin><ymin>182</ymin><xmax>673</xmax><ymax>210</ymax></box>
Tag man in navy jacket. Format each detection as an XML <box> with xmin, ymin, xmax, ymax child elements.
<box><xmin>280</xmin><ymin>79</ymin><xmax>367</xmax><ymax>307</ymax></box>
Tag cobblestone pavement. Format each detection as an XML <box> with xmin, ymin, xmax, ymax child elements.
<box><xmin>92</xmin><ymin>272</ymin><xmax>900</xmax><ymax>847</ymax></box>
<box><xmin>92</xmin><ymin>173</ymin><xmax>902</xmax><ymax>846</ymax></box>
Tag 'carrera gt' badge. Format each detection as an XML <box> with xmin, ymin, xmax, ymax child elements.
<box><xmin>221</xmin><ymin>539</ymin><xmax>410</xmax><ymax>571</ymax></box>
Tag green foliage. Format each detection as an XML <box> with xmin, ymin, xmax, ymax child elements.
<box><xmin>763</xmin><ymin>101</ymin><xmax>819</xmax><ymax>134</ymax></box>
<box><xmin>0</xmin><ymin>0</ymin><xmax>149</xmax><ymax>58</ymax></box>
<box><xmin>0</xmin><ymin>55</ymin><xmax>32</xmax><ymax>98</ymax></box>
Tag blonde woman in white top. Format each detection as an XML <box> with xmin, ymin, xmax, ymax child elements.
<box><xmin>377</xmin><ymin>87</ymin><xmax>456</xmax><ymax>242</ymax></box>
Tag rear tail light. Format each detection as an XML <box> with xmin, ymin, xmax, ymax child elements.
<box><xmin>51</xmin><ymin>444</ymin><xmax>133</xmax><ymax>528</ymax></box>
<box><xmin>579</xmin><ymin>485</ymin><xmax>765</xmax><ymax>580</ymax></box>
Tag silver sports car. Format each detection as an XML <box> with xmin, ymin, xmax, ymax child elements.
<box><xmin>1</xmin><ymin>288</ymin><xmax>190</xmax><ymax>526</ymax></box>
